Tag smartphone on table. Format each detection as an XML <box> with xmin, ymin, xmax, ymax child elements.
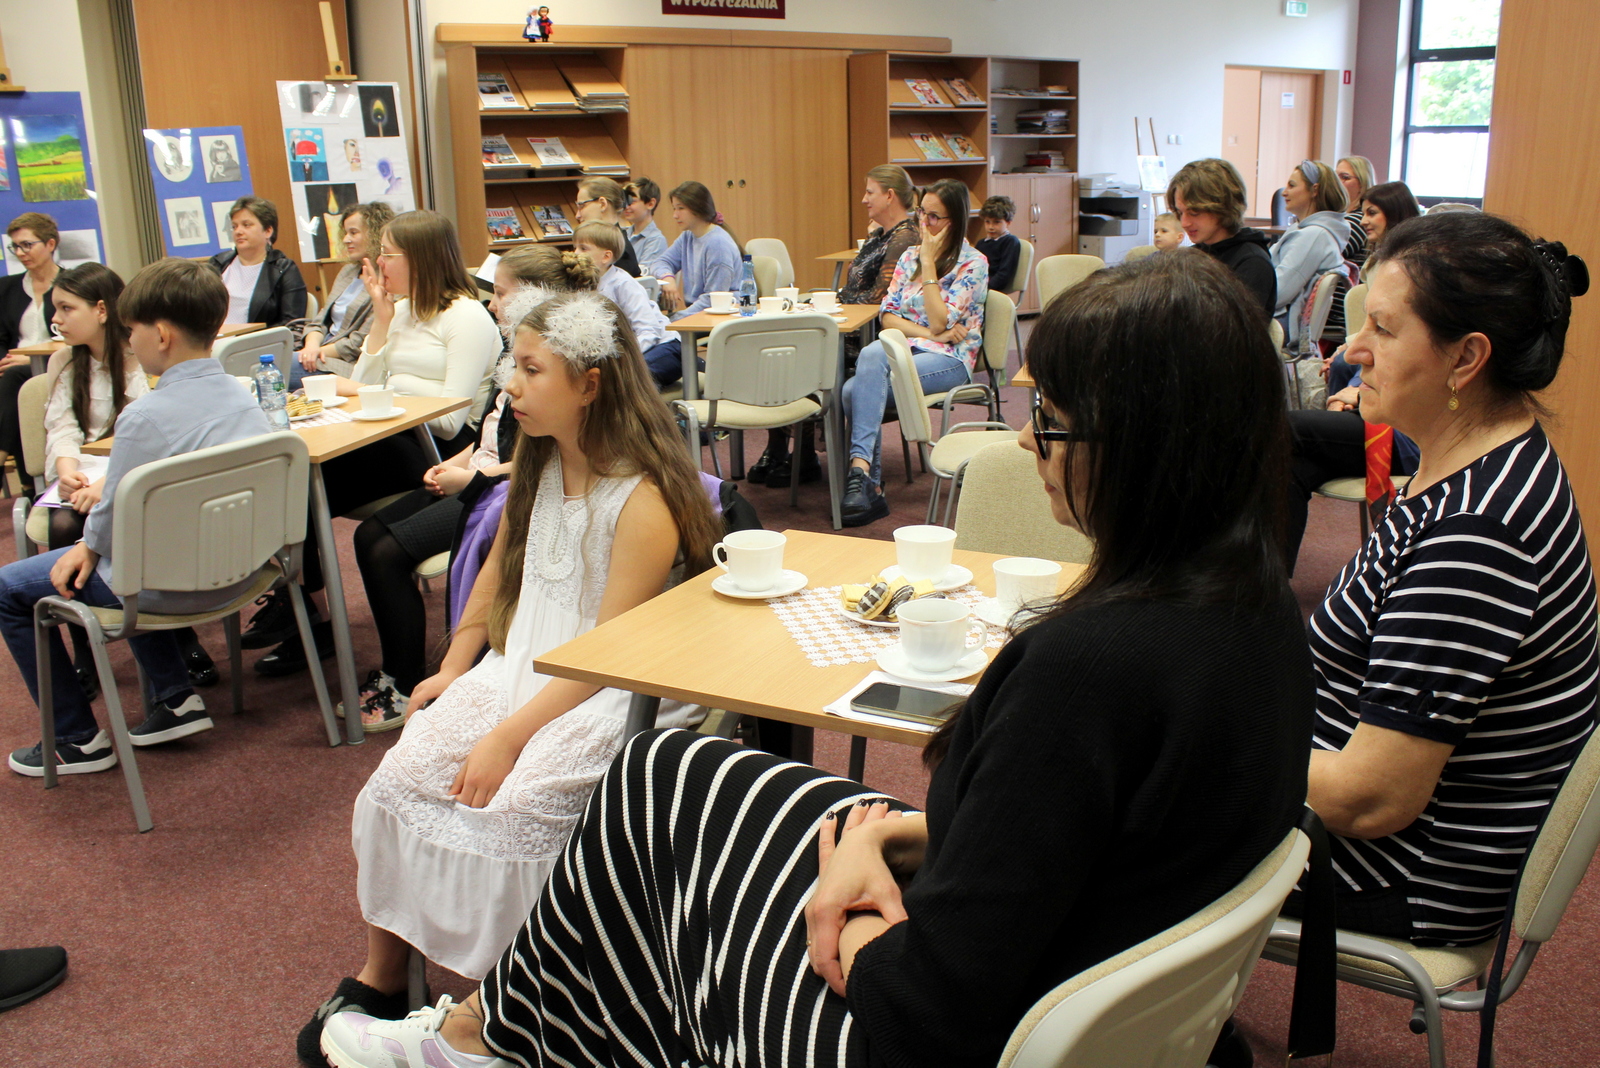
<box><xmin>849</xmin><ymin>682</ymin><xmax>963</xmax><ymax>728</ymax></box>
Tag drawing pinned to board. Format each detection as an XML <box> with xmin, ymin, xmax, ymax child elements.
<box><xmin>211</xmin><ymin>201</ymin><xmax>237</xmax><ymax>250</ymax></box>
<box><xmin>164</xmin><ymin>196</ymin><xmax>209</xmax><ymax>247</ymax></box>
<box><xmin>151</xmin><ymin>133</ymin><xmax>193</xmax><ymax>183</ymax></box>
<box><xmin>287</xmin><ymin>128</ymin><xmax>329</xmax><ymax>182</ymax></box>
<box><xmin>11</xmin><ymin>114</ymin><xmax>90</xmax><ymax>202</ymax></box>
<box><xmin>376</xmin><ymin>157</ymin><xmax>404</xmax><ymax>195</ymax></box>
<box><xmin>204</xmin><ymin>136</ymin><xmax>243</xmax><ymax>182</ymax></box>
<box><xmin>0</xmin><ymin>127</ymin><xmax>9</xmax><ymax>192</ymax></box>
<box><xmin>342</xmin><ymin>138</ymin><xmax>363</xmax><ymax>172</ymax></box>
<box><xmin>358</xmin><ymin>85</ymin><xmax>397</xmax><ymax>138</ymax></box>
<box><xmin>302</xmin><ymin>182</ymin><xmax>360</xmax><ymax>260</ymax></box>
<box><xmin>3</xmin><ymin>229</ymin><xmax>99</xmax><ymax>274</ymax></box>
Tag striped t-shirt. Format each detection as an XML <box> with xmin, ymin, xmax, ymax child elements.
<box><xmin>1309</xmin><ymin>423</ymin><xmax>1599</xmax><ymax>945</ymax></box>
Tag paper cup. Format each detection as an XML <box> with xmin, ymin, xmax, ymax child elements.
<box><xmin>357</xmin><ymin>384</ymin><xmax>395</xmax><ymax>415</ymax></box>
<box><xmin>896</xmin><ymin>598</ymin><xmax>984</xmax><ymax>673</ymax></box>
<box><xmin>776</xmin><ymin>286</ymin><xmax>801</xmax><ymax>305</ymax></box>
<box><xmin>709</xmin><ymin>291</ymin><xmax>737</xmax><ymax>314</ymax></box>
<box><xmin>712</xmin><ymin>529</ymin><xmax>786</xmax><ymax>592</ymax></box>
<box><xmin>992</xmin><ymin>557</ymin><xmax>1063</xmax><ymax>614</ymax></box>
<box><xmin>894</xmin><ymin>524</ymin><xmax>957</xmax><ymax>583</ymax></box>
<box><xmin>303</xmin><ymin>375</ymin><xmax>338</xmax><ymax>403</ymax></box>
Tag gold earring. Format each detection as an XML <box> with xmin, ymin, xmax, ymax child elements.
<box><xmin>1447</xmin><ymin>385</ymin><xmax>1459</xmax><ymax>411</ymax></box>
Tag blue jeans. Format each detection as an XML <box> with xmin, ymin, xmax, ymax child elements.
<box><xmin>0</xmin><ymin>548</ymin><xmax>192</xmax><ymax>744</ymax></box>
<box><xmin>643</xmin><ymin>337</ymin><xmax>688</xmax><ymax>389</ymax></box>
<box><xmin>1327</xmin><ymin>347</ymin><xmax>1357</xmax><ymax>394</ymax></box>
<box><xmin>843</xmin><ymin>339</ymin><xmax>970</xmax><ymax>484</ymax></box>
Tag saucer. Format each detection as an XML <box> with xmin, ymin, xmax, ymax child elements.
<box><xmin>351</xmin><ymin>406</ymin><xmax>406</xmax><ymax>421</ymax></box>
<box><xmin>837</xmin><ymin>604</ymin><xmax>898</xmax><ymax>629</ymax></box>
<box><xmin>973</xmin><ymin>597</ymin><xmax>1015</xmax><ymax>628</ymax></box>
<box><xmin>878</xmin><ymin>563</ymin><xmax>974</xmax><ymax>593</ymax></box>
<box><xmin>875</xmin><ymin>644</ymin><xmax>987</xmax><ymax>683</ymax></box>
<box><xmin>296</xmin><ymin>393</ymin><xmax>346</xmax><ymax>408</ymax></box>
<box><xmin>712</xmin><ymin>569</ymin><xmax>807</xmax><ymax>600</ymax></box>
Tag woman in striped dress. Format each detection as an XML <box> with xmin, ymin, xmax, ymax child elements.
<box><xmin>318</xmin><ymin>252</ymin><xmax>1315</xmax><ymax>1068</ymax></box>
<box><xmin>1302</xmin><ymin>211</ymin><xmax>1597</xmax><ymax>945</ymax></box>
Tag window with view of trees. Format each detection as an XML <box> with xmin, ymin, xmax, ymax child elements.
<box><xmin>1403</xmin><ymin>0</ymin><xmax>1500</xmax><ymax>204</ymax></box>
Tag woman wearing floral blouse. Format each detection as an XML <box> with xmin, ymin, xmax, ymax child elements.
<box><xmin>840</xmin><ymin>179</ymin><xmax>987</xmax><ymax>525</ymax></box>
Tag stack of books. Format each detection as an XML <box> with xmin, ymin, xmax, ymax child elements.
<box><xmin>1015</xmin><ymin>109</ymin><xmax>1070</xmax><ymax>135</ymax></box>
<box><xmin>1017</xmin><ymin>150</ymin><xmax>1067</xmax><ymax>173</ymax></box>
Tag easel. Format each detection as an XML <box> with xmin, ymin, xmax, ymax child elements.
<box><xmin>320</xmin><ymin>0</ymin><xmax>357</xmax><ymax>81</ymax></box>
<box><xmin>1135</xmin><ymin>117</ymin><xmax>1167</xmax><ymax>215</ymax></box>
<box><xmin>0</xmin><ymin>27</ymin><xmax>27</xmax><ymax>92</ymax></box>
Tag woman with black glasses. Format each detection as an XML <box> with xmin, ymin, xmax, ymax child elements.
<box><xmin>317</xmin><ymin>250</ymin><xmax>1315</xmax><ymax>1068</ymax></box>
<box><xmin>0</xmin><ymin>212</ymin><xmax>62</xmax><ymax>464</ymax></box>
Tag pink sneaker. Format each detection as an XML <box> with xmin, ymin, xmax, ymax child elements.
<box><xmin>320</xmin><ymin>996</ymin><xmax>511</xmax><ymax>1068</ymax></box>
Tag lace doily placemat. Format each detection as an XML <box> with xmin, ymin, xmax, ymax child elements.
<box><xmin>289</xmin><ymin>407</ymin><xmax>356</xmax><ymax>429</ymax></box>
<box><xmin>769</xmin><ymin>584</ymin><xmax>1005</xmax><ymax>667</ymax></box>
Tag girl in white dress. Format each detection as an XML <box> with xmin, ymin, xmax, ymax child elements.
<box><xmin>299</xmin><ymin>289</ymin><xmax>722</xmax><ymax>1065</ymax></box>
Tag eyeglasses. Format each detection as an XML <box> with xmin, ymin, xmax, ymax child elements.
<box><xmin>922</xmin><ymin>210</ymin><xmax>948</xmax><ymax>224</ymax></box>
<box><xmin>376</xmin><ymin>249</ymin><xmax>405</xmax><ymax>260</ymax></box>
<box><xmin>575</xmin><ymin>196</ymin><xmax>602</xmax><ymax>209</ymax></box>
<box><xmin>7</xmin><ymin>239</ymin><xmax>42</xmax><ymax>255</ymax></box>
<box><xmin>1030</xmin><ymin>396</ymin><xmax>1094</xmax><ymax>460</ymax></box>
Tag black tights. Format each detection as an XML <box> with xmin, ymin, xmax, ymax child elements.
<box><xmin>353</xmin><ymin>518</ymin><xmax>429</xmax><ymax>693</ymax></box>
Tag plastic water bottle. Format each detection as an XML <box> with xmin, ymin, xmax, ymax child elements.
<box><xmin>738</xmin><ymin>254</ymin><xmax>758</xmax><ymax>316</ymax></box>
<box><xmin>255</xmin><ymin>354</ymin><xmax>290</xmax><ymax>430</ymax></box>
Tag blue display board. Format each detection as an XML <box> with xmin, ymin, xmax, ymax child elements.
<box><xmin>143</xmin><ymin>126</ymin><xmax>254</xmax><ymax>257</ymax></box>
<box><xmin>0</xmin><ymin>91</ymin><xmax>105</xmax><ymax>275</ymax></box>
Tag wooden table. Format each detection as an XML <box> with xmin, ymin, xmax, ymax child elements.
<box><xmin>88</xmin><ymin>394</ymin><xmax>470</xmax><ymax>744</ymax></box>
<box><xmin>1012</xmin><ymin>362</ymin><xmax>1035</xmax><ymax>390</ymax></box>
<box><xmin>818</xmin><ymin>248</ymin><xmax>859</xmax><ymax>289</ymax></box>
<box><xmin>669</xmin><ymin>305</ymin><xmax>882</xmax><ymax>530</ymax></box>
<box><xmin>535</xmin><ymin>529</ymin><xmax>1084</xmax><ymax>779</ymax></box>
<box><xmin>7</xmin><ymin>322</ymin><xmax>266</xmax><ymax>377</ymax></box>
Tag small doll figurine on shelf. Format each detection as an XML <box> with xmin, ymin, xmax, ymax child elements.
<box><xmin>522</xmin><ymin>7</ymin><xmax>543</xmax><ymax>41</ymax></box>
<box><xmin>537</xmin><ymin>7</ymin><xmax>554</xmax><ymax>40</ymax></box>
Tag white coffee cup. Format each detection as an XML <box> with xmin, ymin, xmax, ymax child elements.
<box><xmin>303</xmin><ymin>375</ymin><xmax>338</xmax><ymax>403</ymax></box>
<box><xmin>712</xmin><ymin>529</ymin><xmax>786</xmax><ymax>592</ymax></box>
<box><xmin>758</xmin><ymin>295</ymin><xmax>790</xmax><ymax>315</ymax></box>
<box><xmin>709</xmin><ymin>291</ymin><xmax>737</xmax><ymax>314</ymax></box>
<box><xmin>894</xmin><ymin>524</ymin><xmax>957</xmax><ymax>583</ymax></box>
<box><xmin>776</xmin><ymin>286</ymin><xmax>801</xmax><ymax>305</ymax></box>
<box><xmin>233</xmin><ymin>375</ymin><xmax>256</xmax><ymax>398</ymax></box>
<box><xmin>810</xmin><ymin>290</ymin><xmax>840</xmax><ymax>313</ymax></box>
<box><xmin>993</xmin><ymin>557</ymin><xmax>1063</xmax><ymax>614</ymax></box>
<box><xmin>896</xmin><ymin>598</ymin><xmax>984</xmax><ymax>673</ymax></box>
<box><xmin>357</xmin><ymin>384</ymin><xmax>395</xmax><ymax>415</ymax></box>
<box><xmin>856</xmin><ymin>238</ymin><xmax>866</xmax><ymax>251</ymax></box>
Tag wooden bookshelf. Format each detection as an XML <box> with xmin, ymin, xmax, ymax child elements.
<box><xmin>445</xmin><ymin>42</ymin><xmax>631</xmax><ymax>263</ymax></box>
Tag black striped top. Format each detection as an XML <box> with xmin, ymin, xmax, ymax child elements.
<box><xmin>1309</xmin><ymin>423</ymin><xmax>1599</xmax><ymax>945</ymax></box>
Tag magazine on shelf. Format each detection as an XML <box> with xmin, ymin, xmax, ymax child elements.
<box><xmin>943</xmin><ymin>133</ymin><xmax>984</xmax><ymax>160</ymax></box>
<box><xmin>533</xmin><ymin>205</ymin><xmax>573</xmax><ymax>238</ymax></box>
<box><xmin>941</xmin><ymin>78</ymin><xmax>985</xmax><ymax>107</ymax></box>
<box><xmin>485</xmin><ymin>207</ymin><xmax>529</xmax><ymax>242</ymax></box>
<box><xmin>909</xmin><ymin>132</ymin><xmax>954</xmax><ymax>162</ymax></box>
<box><xmin>482</xmin><ymin>134</ymin><xmax>522</xmax><ymax>167</ymax></box>
<box><xmin>524</xmin><ymin>136</ymin><xmax>577</xmax><ymax>168</ymax></box>
<box><xmin>903</xmin><ymin>78</ymin><xmax>945</xmax><ymax>106</ymax></box>
<box><xmin>477</xmin><ymin>73</ymin><xmax>521</xmax><ymax>109</ymax></box>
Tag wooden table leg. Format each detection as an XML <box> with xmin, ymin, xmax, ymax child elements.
<box><xmin>312</xmin><ymin>463</ymin><xmax>363</xmax><ymax>744</ymax></box>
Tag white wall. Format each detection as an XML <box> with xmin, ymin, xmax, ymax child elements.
<box><xmin>410</xmin><ymin>0</ymin><xmax>1359</xmax><ymax>219</ymax></box>
<box><xmin>0</xmin><ymin>0</ymin><xmax>143</xmax><ymax>273</ymax></box>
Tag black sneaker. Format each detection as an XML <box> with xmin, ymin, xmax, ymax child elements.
<box><xmin>8</xmin><ymin>731</ymin><xmax>117</xmax><ymax>777</ymax></box>
<box><xmin>182</xmin><ymin>643</ymin><xmax>219</xmax><ymax>688</ymax></box>
<box><xmin>255</xmin><ymin>620</ymin><xmax>335</xmax><ymax>677</ymax></box>
<box><xmin>74</xmin><ymin>662</ymin><xmax>100</xmax><ymax>702</ymax></box>
<box><xmin>0</xmin><ymin>945</ymin><xmax>68</xmax><ymax>1011</ymax></box>
<box><xmin>297</xmin><ymin>977</ymin><xmax>410</xmax><ymax>1068</ymax></box>
<box><xmin>840</xmin><ymin>469</ymin><xmax>889</xmax><ymax>527</ymax></box>
<box><xmin>129</xmin><ymin>693</ymin><xmax>213</xmax><ymax>746</ymax></box>
<box><xmin>239</xmin><ymin>589</ymin><xmax>297</xmax><ymax>650</ymax></box>
<box><xmin>766</xmin><ymin>449</ymin><xmax>822</xmax><ymax>487</ymax></box>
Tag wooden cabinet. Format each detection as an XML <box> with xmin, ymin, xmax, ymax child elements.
<box><xmin>443</xmin><ymin>33</ymin><xmax>851</xmax><ymax>287</ymax></box>
<box><xmin>988</xmin><ymin>173</ymin><xmax>1077</xmax><ymax>314</ymax></box>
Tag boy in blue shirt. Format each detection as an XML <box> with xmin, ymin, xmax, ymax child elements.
<box><xmin>4</xmin><ymin>259</ymin><xmax>272</xmax><ymax>776</ymax></box>
<box><xmin>975</xmin><ymin>195</ymin><xmax>1022</xmax><ymax>293</ymax></box>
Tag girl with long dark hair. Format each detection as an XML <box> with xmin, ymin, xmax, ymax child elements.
<box><xmin>318</xmin><ymin>252</ymin><xmax>1314</xmax><ymax>1068</ymax></box>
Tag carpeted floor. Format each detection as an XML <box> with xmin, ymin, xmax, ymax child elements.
<box><xmin>3</xmin><ymin>330</ymin><xmax>1596</xmax><ymax>1067</ymax></box>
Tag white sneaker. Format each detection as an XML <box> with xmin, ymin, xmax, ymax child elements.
<box><xmin>320</xmin><ymin>996</ymin><xmax>512</xmax><ymax>1068</ymax></box>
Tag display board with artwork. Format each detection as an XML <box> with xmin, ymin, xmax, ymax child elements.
<box><xmin>143</xmin><ymin>126</ymin><xmax>254</xmax><ymax>257</ymax></box>
<box><xmin>276</xmin><ymin>81</ymin><xmax>416</xmax><ymax>262</ymax></box>
<box><xmin>0</xmin><ymin>92</ymin><xmax>105</xmax><ymax>275</ymax></box>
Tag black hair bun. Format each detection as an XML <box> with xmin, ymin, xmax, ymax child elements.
<box><xmin>1565</xmin><ymin>253</ymin><xmax>1590</xmax><ymax>298</ymax></box>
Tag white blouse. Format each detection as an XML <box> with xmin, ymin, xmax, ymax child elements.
<box><xmin>45</xmin><ymin>351</ymin><xmax>152</xmax><ymax>478</ymax></box>
<box><xmin>354</xmin><ymin>295</ymin><xmax>500</xmax><ymax>440</ymax></box>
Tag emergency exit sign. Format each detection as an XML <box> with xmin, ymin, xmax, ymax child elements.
<box><xmin>1284</xmin><ymin>0</ymin><xmax>1309</xmax><ymax>14</ymax></box>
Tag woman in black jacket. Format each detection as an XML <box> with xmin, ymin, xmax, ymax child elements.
<box><xmin>314</xmin><ymin>251</ymin><xmax>1315</xmax><ymax>1068</ymax></box>
<box><xmin>207</xmin><ymin>196</ymin><xmax>306</xmax><ymax>329</ymax></box>
<box><xmin>0</xmin><ymin>212</ymin><xmax>62</xmax><ymax>460</ymax></box>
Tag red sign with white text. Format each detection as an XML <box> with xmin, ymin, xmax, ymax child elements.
<box><xmin>662</xmin><ymin>0</ymin><xmax>785</xmax><ymax>17</ymax></box>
